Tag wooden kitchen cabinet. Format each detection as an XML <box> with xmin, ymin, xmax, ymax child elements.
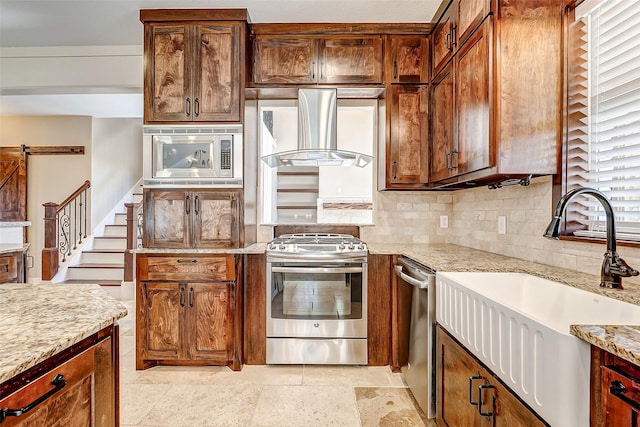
<box><xmin>384</xmin><ymin>84</ymin><xmax>429</xmax><ymax>188</ymax></box>
<box><xmin>387</xmin><ymin>35</ymin><xmax>430</xmax><ymax>83</ymax></box>
<box><xmin>252</xmin><ymin>36</ymin><xmax>383</xmax><ymax>84</ymax></box>
<box><xmin>0</xmin><ymin>250</ymin><xmax>25</xmax><ymax>284</ymax></box>
<box><xmin>0</xmin><ymin>326</ymin><xmax>118</xmax><ymax>427</ymax></box>
<box><xmin>136</xmin><ymin>254</ymin><xmax>241</xmax><ymax>370</ymax></box>
<box><xmin>367</xmin><ymin>254</ymin><xmax>392</xmax><ymax>366</ymax></box>
<box><xmin>430</xmin><ymin>0</ymin><xmax>563</xmax><ymax>188</ymax></box>
<box><xmin>436</xmin><ymin>326</ymin><xmax>547</xmax><ymax>427</ymax></box>
<box><xmin>141</xmin><ymin>10</ymin><xmax>246</xmax><ymax>123</ymax></box>
<box><xmin>143</xmin><ymin>188</ymin><xmax>242</xmax><ymax>249</ymax></box>
<box><xmin>591</xmin><ymin>345</ymin><xmax>640</xmax><ymax>426</ymax></box>
<box><xmin>432</xmin><ymin>0</ymin><xmax>491</xmax><ymax>77</ymax></box>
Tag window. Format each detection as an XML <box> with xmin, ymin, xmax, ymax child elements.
<box><xmin>565</xmin><ymin>0</ymin><xmax>640</xmax><ymax>241</ymax></box>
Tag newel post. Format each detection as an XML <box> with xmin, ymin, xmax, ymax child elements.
<box><xmin>42</xmin><ymin>202</ymin><xmax>59</xmax><ymax>281</ymax></box>
<box><xmin>124</xmin><ymin>202</ymin><xmax>136</xmax><ymax>282</ymax></box>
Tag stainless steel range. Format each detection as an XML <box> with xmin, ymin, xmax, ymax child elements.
<box><xmin>266</xmin><ymin>233</ymin><xmax>368</xmax><ymax>365</ymax></box>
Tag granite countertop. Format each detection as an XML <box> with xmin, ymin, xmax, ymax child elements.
<box><xmin>368</xmin><ymin>242</ymin><xmax>640</xmax><ymax>364</ymax></box>
<box><xmin>134</xmin><ymin>242</ymin><xmax>267</xmax><ymax>255</ymax></box>
<box><xmin>0</xmin><ymin>243</ymin><xmax>30</xmax><ymax>255</ymax></box>
<box><xmin>0</xmin><ymin>283</ymin><xmax>128</xmax><ymax>384</ymax></box>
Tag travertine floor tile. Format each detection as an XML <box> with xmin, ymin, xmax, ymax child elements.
<box><xmin>139</xmin><ymin>383</ymin><xmax>262</xmax><ymax>426</ymax></box>
<box><xmin>302</xmin><ymin>365</ymin><xmax>398</xmax><ymax>387</ymax></box>
<box><xmin>120</xmin><ymin>383</ymin><xmax>171</xmax><ymax>425</ymax></box>
<box><xmin>355</xmin><ymin>387</ymin><xmax>431</xmax><ymax>427</ymax></box>
<box><xmin>212</xmin><ymin>364</ymin><xmax>304</xmax><ymax>385</ymax></box>
<box><xmin>251</xmin><ymin>385</ymin><xmax>360</xmax><ymax>427</ymax></box>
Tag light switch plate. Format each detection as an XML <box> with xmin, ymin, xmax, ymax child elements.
<box><xmin>498</xmin><ymin>216</ymin><xmax>507</xmax><ymax>234</ymax></box>
<box><xmin>440</xmin><ymin>215</ymin><xmax>449</xmax><ymax>228</ymax></box>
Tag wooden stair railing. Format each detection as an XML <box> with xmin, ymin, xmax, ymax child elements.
<box><xmin>42</xmin><ymin>180</ymin><xmax>91</xmax><ymax>281</ymax></box>
<box><xmin>124</xmin><ymin>200</ymin><xmax>143</xmax><ymax>282</ymax></box>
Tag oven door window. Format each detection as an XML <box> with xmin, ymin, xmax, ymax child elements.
<box><xmin>270</xmin><ymin>264</ymin><xmax>363</xmax><ymax>320</ymax></box>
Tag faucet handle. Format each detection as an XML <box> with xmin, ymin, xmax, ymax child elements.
<box><xmin>601</xmin><ymin>251</ymin><xmax>639</xmax><ymax>289</ymax></box>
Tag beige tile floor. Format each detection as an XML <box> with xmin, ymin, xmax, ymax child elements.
<box><xmin>117</xmin><ymin>300</ymin><xmax>436</xmax><ymax>427</ymax></box>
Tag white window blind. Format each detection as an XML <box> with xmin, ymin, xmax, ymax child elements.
<box><xmin>566</xmin><ymin>0</ymin><xmax>640</xmax><ymax>241</ymax></box>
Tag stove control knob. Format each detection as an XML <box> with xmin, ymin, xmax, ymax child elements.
<box><xmin>268</xmin><ymin>244</ymin><xmax>275</xmax><ymax>250</ymax></box>
<box><xmin>279</xmin><ymin>244</ymin><xmax>286</xmax><ymax>250</ymax></box>
<box><xmin>358</xmin><ymin>244</ymin><xmax>365</xmax><ymax>250</ymax></box>
<box><xmin>339</xmin><ymin>244</ymin><xmax>346</xmax><ymax>250</ymax></box>
<box><xmin>348</xmin><ymin>244</ymin><xmax>355</xmax><ymax>250</ymax></box>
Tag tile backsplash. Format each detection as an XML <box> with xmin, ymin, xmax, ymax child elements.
<box><xmin>449</xmin><ymin>175</ymin><xmax>640</xmax><ymax>286</ymax></box>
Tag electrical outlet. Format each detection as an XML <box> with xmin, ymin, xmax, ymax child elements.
<box><xmin>498</xmin><ymin>216</ymin><xmax>507</xmax><ymax>234</ymax></box>
<box><xmin>440</xmin><ymin>215</ymin><xmax>449</xmax><ymax>228</ymax></box>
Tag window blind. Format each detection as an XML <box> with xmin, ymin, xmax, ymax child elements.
<box><xmin>566</xmin><ymin>0</ymin><xmax>640</xmax><ymax>241</ymax></box>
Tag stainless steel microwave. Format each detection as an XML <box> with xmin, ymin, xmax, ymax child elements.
<box><xmin>143</xmin><ymin>125</ymin><xmax>243</xmax><ymax>187</ymax></box>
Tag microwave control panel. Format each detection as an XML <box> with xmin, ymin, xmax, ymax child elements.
<box><xmin>220</xmin><ymin>139</ymin><xmax>232</xmax><ymax>171</ymax></box>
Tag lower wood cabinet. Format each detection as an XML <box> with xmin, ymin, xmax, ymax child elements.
<box><xmin>0</xmin><ymin>326</ymin><xmax>118</xmax><ymax>427</ymax></box>
<box><xmin>136</xmin><ymin>253</ymin><xmax>242</xmax><ymax>370</ymax></box>
<box><xmin>591</xmin><ymin>345</ymin><xmax>640</xmax><ymax>426</ymax></box>
<box><xmin>436</xmin><ymin>325</ymin><xmax>547</xmax><ymax>426</ymax></box>
<box><xmin>0</xmin><ymin>250</ymin><xmax>26</xmax><ymax>284</ymax></box>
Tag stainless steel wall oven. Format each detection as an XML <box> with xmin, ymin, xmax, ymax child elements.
<box><xmin>266</xmin><ymin>234</ymin><xmax>368</xmax><ymax>365</ymax></box>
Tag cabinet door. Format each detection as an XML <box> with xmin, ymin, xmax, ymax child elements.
<box><xmin>601</xmin><ymin>366</ymin><xmax>640</xmax><ymax>427</ymax></box>
<box><xmin>489</xmin><ymin>377</ymin><xmax>547</xmax><ymax>427</ymax></box>
<box><xmin>388</xmin><ymin>36</ymin><xmax>430</xmax><ymax>83</ymax></box>
<box><xmin>437</xmin><ymin>326</ymin><xmax>483</xmax><ymax>427</ymax></box>
<box><xmin>455</xmin><ymin>20</ymin><xmax>491</xmax><ymax>176</ymax></box>
<box><xmin>430</xmin><ymin>64</ymin><xmax>455</xmax><ymax>182</ymax></box>
<box><xmin>145</xmin><ymin>24</ymin><xmax>192</xmax><ymax>122</ymax></box>
<box><xmin>143</xmin><ymin>282</ymin><xmax>186</xmax><ymax>360</ymax></box>
<box><xmin>319</xmin><ymin>37</ymin><xmax>383</xmax><ymax>84</ymax></box>
<box><xmin>432</xmin><ymin>5</ymin><xmax>456</xmax><ymax>76</ymax></box>
<box><xmin>193</xmin><ymin>23</ymin><xmax>241</xmax><ymax>122</ymax></box>
<box><xmin>0</xmin><ymin>253</ymin><xmax>18</xmax><ymax>283</ymax></box>
<box><xmin>253</xmin><ymin>37</ymin><xmax>318</xmax><ymax>84</ymax></box>
<box><xmin>144</xmin><ymin>189</ymin><xmax>191</xmax><ymax>248</ymax></box>
<box><xmin>457</xmin><ymin>0</ymin><xmax>491</xmax><ymax>46</ymax></box>
<box><xmin>388</xmin><ymin>85</ymin><xmax>429</xmax><ymax>186</ymax></box>
<box><xmin>193</xmin><ymin>190</ymin><xmax>240</xmax><ymax>248</ymax></box>
<box><xmin>186</xmin><ymin>282</ymin><xmax>233</xmax><ymax>361</ymax></box>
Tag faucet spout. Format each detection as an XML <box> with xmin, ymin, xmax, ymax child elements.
<box><xmin>544</xmin><ymin>187</ymin><xmax>639</xmax><ymax>289</ymax></box>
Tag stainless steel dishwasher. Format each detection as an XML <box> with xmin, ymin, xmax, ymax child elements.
<box><xmin>394</xmin><ymin>256</ymin><xmax>436</xmax><ymax>418</ymax></box>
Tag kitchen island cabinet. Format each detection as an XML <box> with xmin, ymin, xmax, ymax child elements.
<box><xmin>0</xmin><ymin>284</ymin><xmax>126</xmax><ymax>426</ymax></box>
<box><xmin>136</xmin><ymin>253</ymin><xmax>242</xmax><ymax>370</ymax></box>
<box><xmin>0</xmin><ymin>244</ymin><xmax>27</xmax><ymax>284</ymax></box>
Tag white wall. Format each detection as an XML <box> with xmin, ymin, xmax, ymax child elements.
<box><xmin>0</xmin><ymin>116</ymin><xmax>92</xmax><ymax>280</ymax></box>
<box><xmin>91</xmin><ymin>118</ymin><xmax>142</xmax><ymax>228</ymax></box>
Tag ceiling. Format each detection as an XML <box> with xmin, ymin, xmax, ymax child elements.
<box><xmin>0</xmin><ymin>0</ymin><xmax>442</xmax><ymax>118</ymax></box>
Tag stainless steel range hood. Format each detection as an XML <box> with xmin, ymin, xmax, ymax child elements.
<box><xmin>261</xmin><ymin>88</ymin><xmax>373</xmax><ymax>168</ymax></box>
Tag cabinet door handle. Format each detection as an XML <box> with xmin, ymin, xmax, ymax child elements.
<box><xmin>185</xmin><ymin>194</ymin><xmax>190</xmax><ymax>215</ymax></box>
<box><xmin>446</xmin><ymin>152</ymin><xmax>450</xmax><ymax>170</ymax></box>
<box><xmin>179</xmin><ymin>286</ymin><xmax>185</xmax><ymax>307</ymax></box>
<box><xmin>446</xmin><ymin>32</ymin><xmax>451</xmax><ymax>51</ymax></box>
<box><xmin>610</xmin><ymin>380</ymin><xmax>640</xmax><ymax>411</ymax></box>
<box><xmin>312</xmin><ymin>61</ymin><xmax>316</xmax><ymax>80</ymax></box>
<box><xmin>185</xmin><ymin>98</ymin><xmax>191</xmax><ymax>117</ymax></box>
<box><xmin>176</xmin><ymin>259</ymin><xmax>198</xmax><ymax>264</ymax></box>
<box><xmin>392</xmin><ymin>161</ymin><xmax>398</xmax><ymax>180</ymax></box>
<box><xmin>194</xmin><ymin>194</ymin><xmax>200</xmax><ymax>215</ymax></box>
<box><xmin>189</xmin><ymin>287</ymin><xmax>194</xmax><ymax>308</ymax></box>
<box><xmin>451</xmin><ymin>150</ymin><xmax>458</xmax><ymax>170</ymax></box>
<box><xmin>393</xmin><ymin>61</ymin><xmax>398</xmax><ymax>80</ymax></box>
<box><xmin>194</xmin><ymin>98</ymin><xmax>199</xmax><ymax>117</ymax></box>
<box><xmin>477</xmin><ymin>383</ymin><xmax>496</xmax><ymax>418</ymax></box>
<box><xmin>451</xmin><ymin>25</ymin><xmax>457</xmax><ymax>49</ymax></box>
<box><xmin>0</xmin><ymin>374</ymin><xmax>67</xmax><ymax>423</ymax></box>
<box><xmin>469</xmin><ymin>373</ymin><xmax>484</xmax><ymax>405</ymax></box>
<box><xmin>320</xmin><ymin>62</ymin><xmax>324</xmax><ymax>80</ymax></box>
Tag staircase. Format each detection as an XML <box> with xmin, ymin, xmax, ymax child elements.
<box><xmin>57</xmin><ymin>196</ymin><xmax>141</xmax><ymax>300</ymax></box>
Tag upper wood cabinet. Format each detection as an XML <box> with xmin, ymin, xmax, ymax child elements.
<box><xmin>141</xmin><ymin>10</ymin><xmax>246</xmax><ymax>124</ymax></box>
<box><xmin>386</xmin><ymin>84</ymin><xmax>429</xmax><ymax>188</ymax></box>
<box><xmin>430</xmin><ymin>0</ymin><xmax>563</xmax><ymax>187</ymax></box>
<box><xmin>253</xmin><ymin>36</ymin><xmax>383</xmax><ymax>84</ymax></box>
<box><xmin>143</xmin><ymin>188</ymin><xmax>242</xmax><ymax>249</ymax></box>
<box><xmin>432</xmin><ymin>0</ymin><xmax>491</xmax><ymax>76</ymax></box>
<box><xmin>387</xmin><ymin>36</ymin><xmax>430</xmax><ymax>83</ymax></box>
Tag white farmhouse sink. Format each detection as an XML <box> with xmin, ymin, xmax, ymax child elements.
<box><xmin>436</xmin><ymin>272</ymin><xmax>640</xmax><ymax>427</ymax></box>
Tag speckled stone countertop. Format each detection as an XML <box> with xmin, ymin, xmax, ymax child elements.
<box><xmin>571</xmin><ymin>325</ymin><xmax>640</xmax><ymax>366</ymax></box>
<box><xmin>0</xmin><ymin>243</ymin><xmax>29</xmax><ymax>255</ymax></box>
<box><xmin>369</xmin><ymin>243</ymin><xmax>640</xmax><ymax>364</ymax></box>
<box><xmin>0</xmin><ymin>283</ymin><xmax>128</xmax><ymax>384</ymax></box>
<box><xmin>134</xmin><ymin>243</ymin><xmax>267</xmax><ymax>255</ymax></box>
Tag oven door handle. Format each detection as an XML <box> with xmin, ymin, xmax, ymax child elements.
<box><xmin>271</xmin><ymin>266</ymin><xmax>363</xmax><ymax>274</ymax></box>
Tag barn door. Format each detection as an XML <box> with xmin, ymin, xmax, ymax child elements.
<box><xmin>0</xmin><ymin>149</ymin><xmax>27</xmax><ymax>221</ymax></box>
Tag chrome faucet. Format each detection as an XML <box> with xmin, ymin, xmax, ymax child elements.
<box><xmin>543</xmin><ymin>187</ymin><xmax>639</xmax><ymax>289</ymax></box>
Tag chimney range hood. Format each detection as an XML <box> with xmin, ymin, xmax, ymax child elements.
<box><xmin>261</xmin><ymin>88</ymin><xmax>373</xmax><ymax>168</ymax></box>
